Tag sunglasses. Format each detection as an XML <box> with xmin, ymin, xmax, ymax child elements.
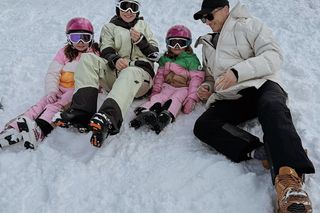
<box><xmin>201</xmin><ymin>7</ymin><xmax>224</xmax><ymax>23</ymax></box>
<box><xmin>117</xmin><ymin>1</ymin><xmax>140</xmax><ymax>14</ymax></box>
<box><xmin>67</xmin><ymin>33</ymin><xmax>93</xmax><ymax>44</ymax></box>
<box><xmin>166</xmin><ymin>38</ymin><xmax>191</xmax><ymax>49</ymax></box>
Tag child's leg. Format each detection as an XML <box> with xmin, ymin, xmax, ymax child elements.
<box><xmin>141</xmin><ymin>83</ymin><xmax>175</xmax><ymax>110</ymax></box>
<box><xmin>37</xmin><ymin>88</ymin><xmax>74</xmax><ymax>136</ymax></box>
<box><xmin>166</xmin><ymin>87</ymin><xmax>189</xmax><ymax>118</ymax></box>
<box><xmin>151</xmin><ymin>87</ymin><xmax>188</xmax><ymax>134</ymax></box>
<box><xmin>23</xmin><ymin>96</ymin><xmax>49</xmax><ymax>120</ymax></box>
<box><xmin>8</xmin><ymin>96</ymin><xmax>49</xmax><ymax>130</ymax></box>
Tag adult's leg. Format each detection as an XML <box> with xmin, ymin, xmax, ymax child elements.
<box><xmin>256</xmin><ymin>81</ymin><xmax>315</xmax><ymax>176</ymax></box>
<box><xmin>194</xmin><ymin>88</ymin><xmax>263</xmax><ymax>162</ymax></box>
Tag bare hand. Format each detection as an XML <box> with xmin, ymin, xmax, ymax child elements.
<box><xmin>214</xmin><ymin>70</ymin><xmax>237</xmax><ymax>91</ymax></box>
<box><xmin>130</xmin><ymin>28</ymin><xmax>141</xmax><ymax>43</ymax></box>
<box><xmin>197</xmin><ymin>85</ymin><xmax>212</xmax><ymax>101</ymax></box>
<box><xmin>115</xmin><ymin>58</ymin><xmax>129</xmax><ymax>71</ymax></box>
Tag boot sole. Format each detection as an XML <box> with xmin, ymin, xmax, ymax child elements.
<box><xmin>90</xmin><ymin>131</ymin><xmax>109</xmax><ymax>148</ymax></box>
<box><xmin>53</xmin><ymin>120</ymin><xmax>70</xmax><ymax>128</ymax></box>
<box><xmin>276</xmin><ymin>200</ymin><xmax>312</xmax><ymax>213</ymax></box>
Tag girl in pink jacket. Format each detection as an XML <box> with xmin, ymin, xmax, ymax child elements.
<box><xmin>0</xmin><ymin>17</ymin><xmax>99</xmax><ymax>149</ymax></box>
<box><xmin>130</xmin><ymin>25</ymin><xmax>205</xmax><ymax>134</ymax></box>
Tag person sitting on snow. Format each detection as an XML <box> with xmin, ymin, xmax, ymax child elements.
<box><xmin>130</xmin><ymin>25</ymin><xmax>204</xmax><ymax>134</ymax></box>
<box><xmin>192</xmin><ymin>0</ymin><xmax>315</xmax><ymax>212</ymax></box>
<box><xmin>54</xmin><ymin>0</ymin><xmax>159</xmax><ymax>148</ymax></box>
<box><xmin>0</xmin><ymin>17</ymin><xmax>99</xmax><ymax>150</ymax></box>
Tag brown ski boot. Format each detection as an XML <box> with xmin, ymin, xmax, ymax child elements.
<box><xmin>275</xmin><ymin>166</ymin><xmax>312</xmax><ymax>213</ymax></box>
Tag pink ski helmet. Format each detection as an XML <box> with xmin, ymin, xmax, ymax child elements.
<box><xmin>166</xmin><ymin>25</ymin><xmax>192</xmax><ymax>41</ymax></box>
<box><xmin>66</xmin><ymin>17</ymin><xmax>94</xmax><ymax>34</ymax></box>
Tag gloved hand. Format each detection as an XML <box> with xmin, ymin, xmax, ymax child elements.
<box><xmin>46</xmin><ymin>92</ymin><xmax>58</xmax><ymax>104</ymax></box>
<box><xmin>182</xmin><ymin>97</ymin><xmax>197</xmax><ymax>114</ymax></box>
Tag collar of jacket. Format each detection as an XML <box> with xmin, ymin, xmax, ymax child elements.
<box><xmin>195</xmin><ymin>33</ymin><xmax>215</xmax><ymax>48</ymax></box>
<box><xmin>109</xmin><ymin>15</ymin><xmax>144</xmax><ymax>29</ymax></box>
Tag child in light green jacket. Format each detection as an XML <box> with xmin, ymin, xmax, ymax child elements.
<box><xmin>54</xmin><ymin>0</ymin><xmax>159</xmax><ymax>148</ymax></box>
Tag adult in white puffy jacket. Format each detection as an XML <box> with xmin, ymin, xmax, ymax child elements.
<box><xmin>193</xmin><ymin>0</ymin><xmax>314</xmax><ymax>212</ymax></box>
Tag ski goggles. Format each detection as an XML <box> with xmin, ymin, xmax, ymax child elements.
<box><xmin>67</xmin><ymin>33</ymin><xmax>93</xmax><ymax>44</ymax></box>
<box><xmin>201</xmin><ymin>7</ymin><xmax>224</xmax><ymax>23</ymax></box>
<box><xmin>166</xmin><ymin>38</ymin><xmax>191</xmax><ymax>49</ymax></box>
<box><xmin>117</xmin><ymin>1</ymin><xmax>140</xmax><ymax>14</ymax></box>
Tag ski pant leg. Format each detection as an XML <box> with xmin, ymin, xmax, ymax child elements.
<box><xmin>256</xmin><ymin>81</ymin><xmax>315</xmax><ymax>176</ymax></box>
<box><xmin>38</xmin><ymin>87</ymin><xmax>74</xmax><ymax>124</ymax></box>
<box><xmin>8</xmin><ymin>96</ymin><xmax>49</xmax><ymax>131</ymax></box>
<box><xmin>141</xmin><ymin>83</ymin><xmax>176</xmax><ymax>110</ymax></box>
<box><xmin>34</xmin><ymin>87</ymin><xmax>73</xmax><ymax>136</ymax></box>
<box><xmin>167</xmin><ymin>86</ymin><xmax>188</xmax><ymax>118</ymax></box>
<box><xmin>69</xmin><ymin>53</ymin><xmax>111</xmax><ymax>124</ymax></box>
<box><xmin>193</xmin><ymin>88</ymin><xmax>263</xmax><ymax>162</ymax></box>
<box><xmin>99</xmin><ymin>66</ymin><xmax>153</xmax><ymax>133</ymax></box>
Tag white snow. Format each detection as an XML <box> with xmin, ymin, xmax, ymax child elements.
<box><xmin>0</xmin><ymin>0</ymin><xmax>320</xmax><ymax>212</ymax></box>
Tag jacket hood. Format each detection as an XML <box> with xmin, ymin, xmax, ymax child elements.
<box><xmin>229</xmin><ymin>1</ymin><xmax>251</xmax><ymax>19</ymax></box>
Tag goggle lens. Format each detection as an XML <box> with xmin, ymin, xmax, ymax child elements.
<box><xmin>118</xmin><ymin>1</ymin><xmax>140</xmax><ymax>13</ymax></box>
<box><xmin>68</xmin><ymin>33</ymin><xmax>92</xmax><ymax>44</ymax></box>
<box><xmin>166</xmin><ymin>38</ymin><xmax>191</xmax><ymax>49</ymax></box>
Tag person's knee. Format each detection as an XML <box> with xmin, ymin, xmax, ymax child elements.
<box><xmin>194</xmin><ymin>115</ymin><xmax>226</xmax><ymax>140</ymax></box>
<box><xmin>121</xmin><ymin>67</ymin><xmax>144</xmax><ymax>79</ymax></box>
<box><xmin>78</xmin><ymin>53</ymin><xmax>100</xmax><ymax>72</ymax></box>
<box><xmin>194</xmin><ymin>116</ymin><xmax>213</xmax><ymax>138</ymax></box>
<box><xmin>79</xmin><ymin>52</ymin><xmax>97</xmax><ymax>62</ymax></box>
<box><xmin>259</xmin><ymin>93</ymin><xmax>288</xmax><ymax>113</ymax></box>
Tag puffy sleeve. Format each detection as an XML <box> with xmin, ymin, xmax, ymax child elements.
<box><xmin>45</xmin><ymin>48</ymin><xmax>65</xmax><ymax>94</ymax></box>
<box><xmin>232</xmin><ymin>19</ymin><xmax>283</xmax><ymax>83</ymax></box>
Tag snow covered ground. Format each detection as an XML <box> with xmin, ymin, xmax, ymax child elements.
<box><xmin>0</xmin><ymin>0</ymin><xmax>319</xmax><ymax>212</ymax></box>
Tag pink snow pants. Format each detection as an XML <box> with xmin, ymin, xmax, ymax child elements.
<box><xmin>142</xmin><ymin>83</ymin><xmax>188</xmax><ymax>118</ymax></box>
<box><xmin>10</xmin><ymin>87</ymin><xmax>74</xmax><ymax>130</ymax></box>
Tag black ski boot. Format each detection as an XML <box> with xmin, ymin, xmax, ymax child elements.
<box><xmin>130</xmin><ymin>110</ymin><xmax>158</xmax><ymax>129</ymax></box>
<box><xmin>130</xmin><ymin>102</ymin><xmax>162</xmax><ymax>129</ymax></box>
<box><xmin>89</xmin><ymin>112</ymin><xmax>113</xmax><ymax>148</ymax></box>
<box><xmin>53</xmin><ymin>108</ymin><xmax>91</xmax><ymax>132</ymax></box>
<box><xmin>152</xmin><ymin>110</ymin><xmax>173</xmax><ymax>134</ymax></box>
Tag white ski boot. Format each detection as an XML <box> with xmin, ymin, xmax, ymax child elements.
<box><xmin>0</xmin><ymin>127</ymin><xmax>23</xmax><ymax>148</ymax></box>
<box><xmin>16</xmin><ymin>116</ymin><xmax>43</xmax><ymax>149</ymax></box>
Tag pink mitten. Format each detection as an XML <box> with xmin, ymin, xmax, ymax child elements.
<box><xmin>46</xmin><ymin>92</ymin><xmax>58</xmax><ymax>104</ymax></box>
<box><xmin>182</xmin><ymin>98</ymin><xmax>197</xmax><ymax>114</ymax></box>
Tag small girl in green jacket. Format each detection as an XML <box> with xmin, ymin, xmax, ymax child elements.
<box><xmin>130</xmin><ymin>25</ymin><xmax>205</xmax><ymax>134</ymax></box>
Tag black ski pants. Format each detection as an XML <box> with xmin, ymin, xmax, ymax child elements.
<box><xmin>194</xmin><ymin>81</ymin><xmax>315</xmax><ymax>176</ymax></box>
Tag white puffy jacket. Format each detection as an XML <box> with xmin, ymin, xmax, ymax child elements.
<box><xmin>195</xmin><ymin>1</ymin><xmax>283</xmax><ymax>106</ymax></box>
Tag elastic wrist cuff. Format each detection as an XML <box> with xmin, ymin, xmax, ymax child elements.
<box><xmin>230</xmin><ymin>68</ymin><xmax>239</xmax><ymax>80</ymax></box>
<box><xmin>133</xmin><ymin>35</ymin><xmax>144</xmax><ymax>45</ymax></box>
